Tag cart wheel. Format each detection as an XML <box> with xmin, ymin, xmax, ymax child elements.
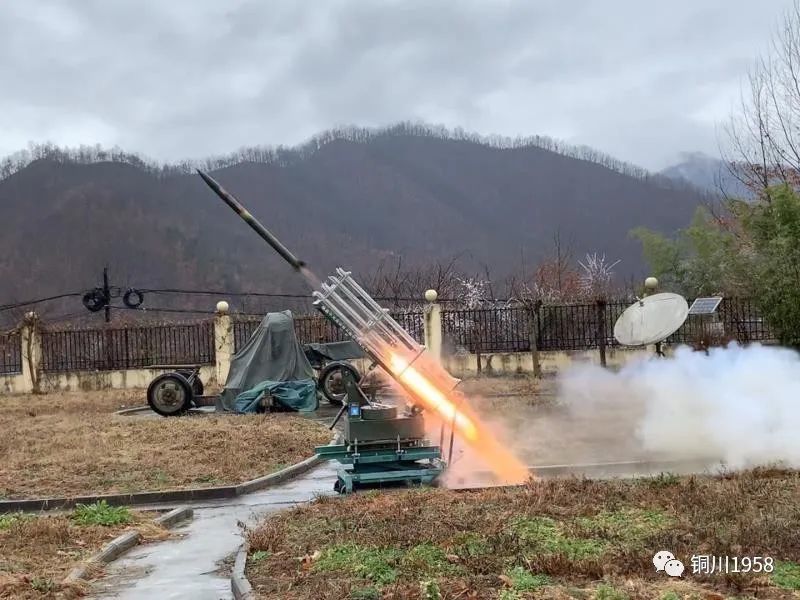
<box><xmin>176</xmin><ymin>369</ymin><xmax>204</xmax><ymax>396</ymax></box>
<box><xmin>147</xmin><ymin>372</ymin><xmax>194</xmax><ymax>417</ymax></box>
<box><xmin>333</xmin><ymin>479</ymin><xmax>344</xmax><ymax>494</ymax></box>
<box><xmin>319</xmin><ymin>362</ymin><xmax>360</xmax><ymax>405</ymax></box>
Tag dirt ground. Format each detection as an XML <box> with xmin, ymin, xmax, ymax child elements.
<box><xmin>0</xmin><ymin>390</ymin><xmax>331</xmax><ymax>499</ymax></box>
<box><xmin>0</xmin><ymin>507</ymin><xmax>165</xmax><ymax>599</ymax></box>
<box><xmin>246</xmin><ymin>469</ymin><xmax>800</xmax><ymax>600</ymax></box>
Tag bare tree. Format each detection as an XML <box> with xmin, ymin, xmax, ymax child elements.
<box><xmin>724</xmin><ymin>0</ymin><xmax>800</xmax><ymax>196</ymax></box>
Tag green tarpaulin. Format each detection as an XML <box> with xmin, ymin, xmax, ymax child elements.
<box><xmin>233</xmin><ymin>378</ymin><xmax>317</xmax><ymax>413</ymax></box>
<box><xmin>218</xmin><ymin>310</ymin><xmax>318</xmax><ymax>413</ymax></box>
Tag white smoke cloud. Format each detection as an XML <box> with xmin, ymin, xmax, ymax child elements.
<box><xmin>559</xmin><ymin>343</ymin><xmax>800</xmax><ymax>469</ymax></box>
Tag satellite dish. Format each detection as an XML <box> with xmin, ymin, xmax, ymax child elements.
<box><xmin>614</xmin><ymin>292</ymin><xmax>689</xmax><ymax>346</ymax></box>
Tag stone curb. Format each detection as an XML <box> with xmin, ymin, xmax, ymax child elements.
<box><xmin>234</xmin><ymin>454</ymin><xmax>323</xmax><ymax>495</ymax></box>
<box><xmin>63</xmin><ymin>506</ymin><xmax>193</xmax><ymax>584</ymax></box>
<box><xmin>229</xmin><ymin>436</ymin><xmax>343</xmax><ymax>600</ymax></box>
<box><xmin>231</xmin><ymin>542</ymin><xmax>255</xmax><ymax>600</ymax></box>
<box><xmin>0</xmin><ymin>434</ymin><xmax>341</xmax><ymax>513</ymax></box>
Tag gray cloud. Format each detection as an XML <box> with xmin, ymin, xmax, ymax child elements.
<box><xmin>0</xmin><ymin>0</ymin><xmax>793</xmax><ymax>169</ymax></box>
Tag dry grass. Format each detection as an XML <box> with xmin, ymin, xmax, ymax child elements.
<box><xmin>0</xmin><ymin>390</ymin><xmax>330</xmax><ymax>499</ymax></box>
<box><xmin>246</xmin><ymin>469</ymin><xmax>800</xmax><ymax>599</ymax></box>
<box><xmin>0</xmin><ymin>509</ymin><xmax>164</xmax><ymax>599</ymax></box>
<box><xmin>458</xmin><ymin>376</ymin><xmax>549</xmax><ymax>400</ymax></box>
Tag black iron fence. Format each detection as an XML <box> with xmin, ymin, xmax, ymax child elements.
<box><xmin>232</xmin><ymin>310</ymin><xmax>425</xmax><ymax>351</ymax></box>
<box><xmin>232</xmin><ymin>315</ymin><xmax>350</xmax><ymax>351</ymax></box>
<box><xmin>40</xmin><ymin>321</ymin><xmax>215</xmax><ymax>373</ymax></box>
<box><xmin>441</xmin><ymin>298</ymin><xmax>777</xmax><ymax>354</ymax></box>
<box><xmin>0</xmin><ymin>330</ymin><xmax>22</xmax><ymax>375</ymax></box>
<box><xmin>0</xmin><ymin>299</ymin><xmax>779</xmax><ymax>376</ymax></box>
<box><xmin>392</xmin><ymin>310</ymin><xmax>425</xmax><ymax>344</ymax></box>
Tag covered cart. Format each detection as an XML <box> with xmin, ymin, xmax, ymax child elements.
<box><xmin>146</xmin><ymin>310</ymin><xmax>365</xmax><ymax>416</ymax></box>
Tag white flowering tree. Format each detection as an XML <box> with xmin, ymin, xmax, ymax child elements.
<box><xmin>578</xmin><ymin>253</ymin><xmax>621</xmax><ymax>300</ymax></box>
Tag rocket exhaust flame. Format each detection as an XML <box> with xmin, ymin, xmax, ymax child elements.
<box><xmin>197</xmin><ymin>170</ymin><xmax>530</xmax><ymax>486</ymax></box>
<box><xmin>389</xmin><ymin>352</ymin><xmax>530</xmax><ymax>484</ymax></box>
<box><xmin>390</xmin><ymin>354</ymin><xmax>479</xmax><ymax>441</ymax></box>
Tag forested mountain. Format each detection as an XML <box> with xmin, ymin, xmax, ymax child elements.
<box><xmin>660</xmin><ymin>152</ymin><xmax>751</xmax><ymax>198</ymax></box>
<box><xmin>0</xmin><ymin>125</ymin><xmax>709</xmax><ymax>317</ymax></box>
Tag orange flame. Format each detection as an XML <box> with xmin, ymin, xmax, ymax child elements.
<box><xmin>389</xmin><ymin>353</ymin><xmax>529</xmax><ymax>484</ymax></box>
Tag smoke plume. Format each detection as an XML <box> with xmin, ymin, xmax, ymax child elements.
<box><xmin>441</xmin><ymin>343</ymin><xmax>800</xmax><ymax>488</ymax></box>
<box><xmin>559</xmin><ymin>343</ymin><xmax>800</xmax><ymax>469</ymax></box>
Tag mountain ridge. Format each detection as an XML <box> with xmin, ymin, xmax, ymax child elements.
<box><xmin>0</xmin><ymin>128</ymin><xmax>711</xmax><ymax>315</ymax></box>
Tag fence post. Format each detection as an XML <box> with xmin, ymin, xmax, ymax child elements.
<box><xmin>20</xmin><ymin>312</ymin><xmax>42</xmax><ymax>394</ymax></box>
<box><xmin>423</xmin><ymin>289</ymin><xmax>442</xmax><ymax>360</ymax></box>
<box><xmin>527</xmin><ymin>302</ymin><xmax>542</xmax><ymax>378</ymax></box>
<box><xmin>596</xmin><ymin>299</ymin><xmax>607</xmax><ymax>368</ymax></box>
<box><xmin>214</xmin><ymin>301</ymin><xmax>233</xmax><ymax>385</ymax></box>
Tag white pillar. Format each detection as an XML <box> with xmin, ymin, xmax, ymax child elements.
<box><xmin>214</xmin><ymin>301</ymin><xmax>233</xmax><ymax>385</ymax></box>
<box><xmin>423</xmin><ymin>289</ymin><xmax>442</xmax><ymax>361</ymax></box>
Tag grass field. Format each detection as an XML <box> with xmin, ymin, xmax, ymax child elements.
<box><xmin>246</xmin><ymin>469</ymin><xmax>800</xmax><ymax>599</ymax></box>
<box><xmin>0</xmin><ymin>502</ymin><xmax>165</xmax><ymax>599</ymax></box>
<box><xmin>0</xmin><ymin>390</ymin><xmax>331</xmax><ymax>499</ymax></box>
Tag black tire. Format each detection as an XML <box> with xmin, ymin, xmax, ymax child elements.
<box><xmin>147</xmin><ymin>372</ymin><xmax>194</xmax><ymax>417</ymax></box>
<box><xmin>176</xmin><ymin>369</ymin><xmax>204</xmax><ymax>396</ymax></box>
<box><xmin>318</xmin><ymin>362</ymin><xmax>361</xmax><ymax>405</ymax></box>
<box><xmin>82</xmin><ymin>288</ymin><xmax>109</xmax><ymax>312</ymax></box>
<box><xmin>122</xmin><ymin>288</ymin><xmax>144</xmax><ymax>308</ymax></box>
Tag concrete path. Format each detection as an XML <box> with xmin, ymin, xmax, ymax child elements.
<box><xmin>90</xmin><ymin>460</ymin><xmax>339</xmax><ymax>600</ymax></box>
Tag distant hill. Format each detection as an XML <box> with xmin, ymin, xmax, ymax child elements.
<box><xmin>660</xmin><ymin>152</ymin><xmax>751</xmax><ymax>198</ymax></box>
<box><xmin>0</xmin><ymin>126</ymin><xmax>710</xmax><ymax>318</ymax></box>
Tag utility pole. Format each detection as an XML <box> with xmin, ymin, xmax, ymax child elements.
<box><xmin>103</xmin><ymin>266</ymin><xmax>111</xmax><ymax>323</ymax></box>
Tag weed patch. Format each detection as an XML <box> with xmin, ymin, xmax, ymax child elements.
<box><xmin>72</xmin><ymin>500</ymin><xmax>132</xmax><ymax>526</ymax></box>
<box><xmin>508</xmin><ymin>516</ymin><xmax>607</xmax><ymax>559</ymax></box>
<box><xmin>772</xmin><ymin>560</ymin><xmax>800</xmax><ymax>590</ymax></box>
<box><xmin>595</xmin><ymin>583</ymin><xmax>630</xmax><ymax>600</ymax></box>
<box><xmin>314</xmin><ymin>543</ymin><xmax>401</xmax><ymax>585</ymax></box>
<box><xmin>574</xmin><ymin>507</ymin><xmax>671</xmax><ymax>543</ymax></box>
<box><xmin>503</xmin><ymin>565</ymin><xmax>550</xmax><ymax>591</ymax></box>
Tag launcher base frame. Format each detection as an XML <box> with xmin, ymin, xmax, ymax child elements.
<box><xmin>334</xmin><ymin>461</ymin><xmax>444</xmax><ymax>494</ymax></box>
<box><xmin>315</xmin><ymin>443</ymin><xmax>445</xmax><ymax>494</ymax></box>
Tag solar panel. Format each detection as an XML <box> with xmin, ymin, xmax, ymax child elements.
<box><xmin>688</xmin><ymin>296</ymin><xmax>723</xmax><ymax>315</ymax></box>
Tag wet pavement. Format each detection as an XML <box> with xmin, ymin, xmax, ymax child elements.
<box><xmin>90</xmin><ymin>460</ymin><xmax>339</xmax><ymax>600</ymax></box>
<box><xmin>93</xmin><ymin>402</ymin><xmax>343</xmax><ymax>600</ymax></box>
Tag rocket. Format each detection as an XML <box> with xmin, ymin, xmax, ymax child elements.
<box><xmin>196</xmin><ymin>169</ymin><xmax>306</xmax><ymax>271</ymax></box>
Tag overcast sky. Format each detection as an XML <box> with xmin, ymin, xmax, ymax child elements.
<box><xmin>0</xmin><ymin>0</ymin><xmax>794</xmax><ymax>170</ymax></box>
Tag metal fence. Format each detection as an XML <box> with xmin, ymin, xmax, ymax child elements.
<box><xmin>232</xmin><ymin>310</ymin><xmax>425</xmax><ymax>351</ymax></box>
<box><xmin>441</xmin><ymin>298</ymin><xmax>777</xmax><ymax>354</ymax></box>
<box><xmin>0</xmin><ymin>330</ymin><xmax>22</xmax><ymax>375</ymax></box>
<box><xmin>391</xmin><ymin>310</ymin><xmax>425</xmax><ymax>344</ymax></box>
<box><xmin>666</xmin><ymin>297</ymin><xmax>776</xmax><ymax>345</ymax></box>
<box><xmin>4</xmin><ymin>298</ymin><xmax>778</xmax><ymax>375</ymax></box>
<box><xmin>40</xmin><ymin>321</ymin><xmax>215</xmax><ymax>373</ymax></box>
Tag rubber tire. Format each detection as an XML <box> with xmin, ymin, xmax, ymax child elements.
<box><xmin>318</xmin><ymin>362</ymin><xmax>361</xmax><ymax>405</ymax></box>
<box><xmin>147</xmin><ymin>372</ymin><xmax>194</xmax><ymax>417</ymax></box>
<box><xmin>176</xmin><ymin>369</ymin><xmax>204</xmax><ymax>396</ymax></box>
<box><xmin>122</xmin><ymin>288</ymin><xmax>144</xmax><ymax>308</ymax></box>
